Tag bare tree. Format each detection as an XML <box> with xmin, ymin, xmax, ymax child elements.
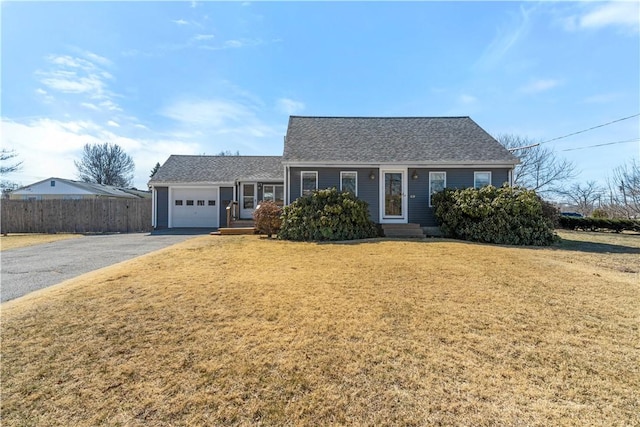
<box><xmin>216</xmin><ymin>150</ymin><xmax>240</xmax><ymax>156</ymax></box>
<box><xmin>0</xmin><ymin>149</ymin><xmax>22</xmax><ymax>175</ymax></box>
<box><xmin>560</xmin><ymin>181</ymin><xmax>602</xmax><ymax>216</ymax></box>
<box><xmin>75</xmin><ymin>143</ymin><xmax>135</xmax><ymax>187</ymax></box>
<box><xmin>496</xmin><ymin>134</ymin><xmax>577</xmax><ymax>195</ymax></box>
<box><xmin>605</xmin><ymin>158</ymin><xmax>640</xmax><ymax>218</ymax></box>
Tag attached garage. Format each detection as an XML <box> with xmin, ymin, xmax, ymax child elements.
<box><xmin>170</xmin><ymin>187</ymin><xmax>219</xmax><ymax>228</ymax></box>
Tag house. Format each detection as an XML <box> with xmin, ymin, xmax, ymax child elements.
<box><xmin>9</xmin><ymin>178</ymin><xmax>151</xmax><ymax>200</ymax></box>
<box><xmin>148</xmin><ymin>116</ymin><xmax>519</xmax><ymax>230</ymax></box>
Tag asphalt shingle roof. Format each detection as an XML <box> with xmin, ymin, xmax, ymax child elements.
<box><xmin>148</xmin><ymin>155</ymin><xmax>283</xmax><ymax>184</ymax></box>
<box><xmin>283</xmin><ymin>116</ymin><xmax>519</xmax><ymax>164</ymax></box>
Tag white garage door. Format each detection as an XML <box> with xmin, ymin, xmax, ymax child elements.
<box><xmin>171</xmin><ymin>187</ymin><xmax>219</xmax><ymax>228</ymax></box>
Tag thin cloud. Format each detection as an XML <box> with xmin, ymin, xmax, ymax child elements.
<box><xmin>193</xmin><ymin>34</ymin><xmax>215</xmax><ymax>41</ymax></box>
<box><xmin>475</xmin><ymin>4</ymin><xmax>536</xmax><ymax>71</ymax></box>
<box><xmin>107</xmin><ymin>120</ymin><xmax>120</xmax><ymax>128</ymax></box>
<box><xmin>277</xmin><ymin>98</ymin><xmax>305</xmax><ymax>115</ymax></box>
<box><xmin>172</xmin><ymin>19</ymin><xmax>189</xmax><ymax>25</ymax></box>
<box><xmin>81</xmin><ymin>102</ymin><xmax>100</xmax><ymax>111</ymax></box>
<box><xmin>578</xmin><ymin>2</ymin><xmax>639</xmax><ymax>32</ymax></box>
<box><xmin>520</xmin><ymin>79</ymin><xmax>561</xmax><ymax>94</ymax></box>
<box><xmin>459</xmin><ymin>94</ymin><xmax>478</xmax><ymax>105</ymax></box>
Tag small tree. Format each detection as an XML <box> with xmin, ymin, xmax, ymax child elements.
<box><xmin>253</xmin><ymin>201</ymin><xmax>282</xmax><ymax>238</ymax></box>
<box><xmin>560</xmin><ymin>181</ymin><xmax>602</xmax><ymax>217</ymax></box>
<box><xmin>75</xmin><ymin>143</ymin><xmax>135</xmax><ymax>187</ymax></box>
<box><xmin>150</xmin><ymin>162</ymin><xmax>161</xmax><ymax>178</ymax></box>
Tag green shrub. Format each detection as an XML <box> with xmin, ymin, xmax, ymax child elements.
<box><xmin>278</xmin><ymin>188</ymin><xmax>379</xmax><ymax>241</ymax></box>
<box><xmin>432</xmin><ymin>185</ymin><xmax>557</xmax><ymax>246</ymax></box>
<box><xmin>253</xmin><ymin>201</ymin><xmax>283</xmax><ymax>238</ymax></box>
<box><xmin>591</xmin><ymin>209</ymin><xmax>609</xmax><ymax>219</ymax></box>
<box><xmin>558</xmin><ymin>216</ymin><xmax>640</xmax><ymax>233</ymax></box>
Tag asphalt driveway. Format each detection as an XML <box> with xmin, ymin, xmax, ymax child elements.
<box><xmin>1</xmin><ymin>232</ymin><xmax>206</xmax><ymax>303</ymax></box>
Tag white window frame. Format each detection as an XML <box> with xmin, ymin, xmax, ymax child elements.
<box><xmin>474</xmin><ymin>171</ymin><xmax>492</xmax><ymax>188</ymax></box>
<box><xmin>301</xmin><ymin>171</ymin><xmax>318</xmax><ymax>197</ymax></box>
<box><xmin>263</xmin><ymin>184</ymin><xmax>285</xmax><ymax>206</ymax></box>
<box><xmin>340</xmin><ymin>171</ymin><xmax>358</xmax><ymax>196</ymax></box>
<box><xmin>429</xmin><ymin>171</ymin><xmax>446</xmax><ymax>207</ymax></box>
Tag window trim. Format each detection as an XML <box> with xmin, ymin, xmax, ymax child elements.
<box><xmin>429</xmin><ymin>171</ymin><xmax>447</xmax><ymax>207</ymax></box>
<box><xmin>340</xmin><ymin>171</ymin><xmax>358</xmax><ymax>196</ymax></box>
<box><xmin>175</xmin><ymin>200</ymin><xmax>183</xmax><ymax>206</ymax></box>
<box><xmin>300</xmin><ymin>171</ymin><xmax>318</xmax><ymax>197</ymax></box>
<box><xmin>263</xmin><ymin>184</ymin><xmax>285</xmax><ymax>206</ymax></box>
<box><xmin>474</xmin><ymin>171</ymin><xmax>492</xmax><ymax>188</ymax></box>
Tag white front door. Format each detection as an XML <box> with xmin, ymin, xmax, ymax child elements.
<box><xmin>240</xmin><ymin>183</ymin><xmax>257</xmax><ymax>218</ymax></box>
<box><xmin>380</xmin><ymin>169</ymin><xmax>407</xmax><ymax>223</ymax></box>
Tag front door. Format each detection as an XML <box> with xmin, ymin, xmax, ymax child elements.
<box><xmin>380</xmin><ymin>170</ymin><xmax>407</xmax><ymax>223</ymax></box>
<box><xmin>240</xmin><ymin>183</ymin><xmax>257</xmax><ymax>218</ymax></box>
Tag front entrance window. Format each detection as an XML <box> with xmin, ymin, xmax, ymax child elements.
<box><xmin>384</xmin><ymin>172</ymin><xmax>403</xmax><ymax>217</ymax></box>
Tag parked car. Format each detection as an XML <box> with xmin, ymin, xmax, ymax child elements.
<box><xmin>561</xmin><ymin>212</ymin><xmax>584</xmax><ymax>218</ymax></box>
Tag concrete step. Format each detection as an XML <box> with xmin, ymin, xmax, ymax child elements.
<box><xmin>381</xmin><ymin>223</ymin><xmax>425</xmax><ymax>238</ymax></box>
<box><xmin>232</xmin><ymin>220</ymin><xmax>255</xmax><ymax>227</ymax></box>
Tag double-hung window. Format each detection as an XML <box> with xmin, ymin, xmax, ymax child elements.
<box><xmin>429</xmin><ymin>172</ymin><xmax>446</xmax><ymax>207</ymax></box>
<box><xmin>340</xmin><ymin>171</ymin><xmax>357</xmax><ymax>196</ymax></box>
<box><xmin>263</xmin><ymin>184</ymin><xmax>285</xmax><ymax>206</ymax></box>
<box><xmin>474</xmin><ymin>171</ymin><xmax>492</xmax><ymax>188</ymax></box>
<box><xmin>301</xmin><ymin>171</ymin><xmax>318</xmax><ymax>196</ymax></box>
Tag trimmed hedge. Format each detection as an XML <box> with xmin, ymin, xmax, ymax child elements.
<box><xmin>559</xmin><ymin>216</ymin><xmax>640</xmax><ymax>233</ymax></box>
<box><xmin>432</xmin><ymin>185</ymin><xmax>557</xmax><ymax>246</ymax></box>
<box><xmin>278</xmin><ymin>188</ymin><xmax>378</xmax><ymax>241</ymax></box>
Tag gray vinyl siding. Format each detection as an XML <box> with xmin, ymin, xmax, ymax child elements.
<box><xmin>220</xmin><ymin>187</ymin><xmax>233</xmax><ymax>227</ymax></box>
<box><xmin>289</xmin><ymin>167</ymin><xmax>379</xmax><ymax>223</ymax></box>
<box><xmin>156</xmin><ymin>187</ymin><xmax>168</xmax><ymax>229</ymax></box>
<box><xmin>289</xmin><ymin>167</ymin><xmax>510</xmax><ymax>226</ymax></box>
<box><xmin>408</xmin><ymin>168</ymin><xmax>511</xmax><ymax>226</ymax></box>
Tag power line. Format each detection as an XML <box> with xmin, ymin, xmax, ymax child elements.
<box><xmin>561</xmin><ymin>138</ymin><xmax>640</xmax><ymax>152</ymax></box>
<box><xmin>507</xmin><ymin>113</ymin><xmax>640</xmax><ymax>151</ymax></box>
<box><xmin>539</xmin><ymin>113</ymin><xmax>640</xmax><ymax>145</ymax></box>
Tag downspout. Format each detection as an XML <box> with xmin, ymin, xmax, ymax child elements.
<box><xmin>151</xmin><ymin>185</ymin><xmax>156</xmax><ymax>228</ymax></box>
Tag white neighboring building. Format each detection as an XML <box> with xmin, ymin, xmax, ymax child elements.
<box><xmin>9</xmin><ymin>178</ymin><xmax>150</xmax><ymax>200</ymax></box>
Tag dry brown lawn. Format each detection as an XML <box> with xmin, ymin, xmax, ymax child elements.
<box><xmin>0</xmin><ymin>233</ymin><xmax>82</xmax><ymax>251</ymax></box>
<box><xmin>2</xmin><ymin>231</ymin><xmax>638</xmax><ymax>426</ymax></box>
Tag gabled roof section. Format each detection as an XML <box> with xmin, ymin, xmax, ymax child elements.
<box><xmin>283</xmin><ymin>116</ymin><xmax>518</xmax><ymax>164</ymax></box>
<box><xmin>148</xmin><ymin>155</ymin><xmax>283</xmax><ymax>185</ymax></box>
<box><xmin>12</xmin><ymin>177</ymin><xmax>144</xmax><ymax>198</ymax></box>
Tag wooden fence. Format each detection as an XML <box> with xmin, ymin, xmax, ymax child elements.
<box><xmin>0</xmin><ymin>198</ymin><xmax>152</xmax><ymax>234</ymax></box>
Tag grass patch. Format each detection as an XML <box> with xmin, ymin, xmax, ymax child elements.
<box><xmin>2</xmin><ymin>234</ymin><xmax>638</xmax><ymax>425</ymax></box>
<box><xmin>0</xmin><ymin>233</ymin><xmax>82</xmax><ymax>251</ymax></box>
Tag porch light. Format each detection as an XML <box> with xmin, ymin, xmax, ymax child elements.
<box><xmin>412</xmin><ymin>170</ymin><xmax>419</xmax><ymax>180</ymax></box>
<box><xmin>369</xmin><ymin>171</ymin><xmax>376</xmax><ymax>180</ymax></box>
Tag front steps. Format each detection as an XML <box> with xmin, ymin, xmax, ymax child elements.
<box><xmin>381</xmin><ymin>223</ymin><xmax>425</xmax><ymax>238</ymax></box>
<box><xmin>212</xmin><ymin>219</ymin><xmax>256</xmax><ymax>236</ymax></box>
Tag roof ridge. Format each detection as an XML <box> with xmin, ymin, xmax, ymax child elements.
<box><xmin>289</xmin><ymin>116</ymin><xmax>471</xmax><ymax>119</ymax></box>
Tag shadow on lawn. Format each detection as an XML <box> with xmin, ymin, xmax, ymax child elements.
<box><xmin>552</xmin><ymin>237</ymin><xmax>640</xmax><ymax>255</ymax></box>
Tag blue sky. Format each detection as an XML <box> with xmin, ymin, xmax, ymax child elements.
<box><xmin>2</xmin><ymin>1</ymin><xmax>639</xmax><ymax>190</ymax></box>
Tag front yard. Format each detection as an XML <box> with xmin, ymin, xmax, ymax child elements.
<box><xmin>2</xmin><ymin>231</ymin><xmax>638</xmax><ymax>425</ymax></box>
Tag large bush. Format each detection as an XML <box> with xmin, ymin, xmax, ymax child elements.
<box><xmin>432</xmin><ymin>185</ymin><xmax>557</xmax><ymax>246</ymax></box>
<box><xmin>278</xmin><ymin>188</ymin><xmax>378</xmax><ymax>241</ymax></box>
<box><xmin>253</xmin><ymin>201</ymin><xmax>282</xmax><ymax>238</ymax></box>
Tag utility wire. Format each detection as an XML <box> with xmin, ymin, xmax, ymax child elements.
<box><xmin>561</xmin><ymin>138</ymin><xmax>640</xmax><ymax>152</ymax></box>
<box><xmin>507</xmin><ymin>113</ymin><xmax>640</xmax><ymax>151</ymax></box>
